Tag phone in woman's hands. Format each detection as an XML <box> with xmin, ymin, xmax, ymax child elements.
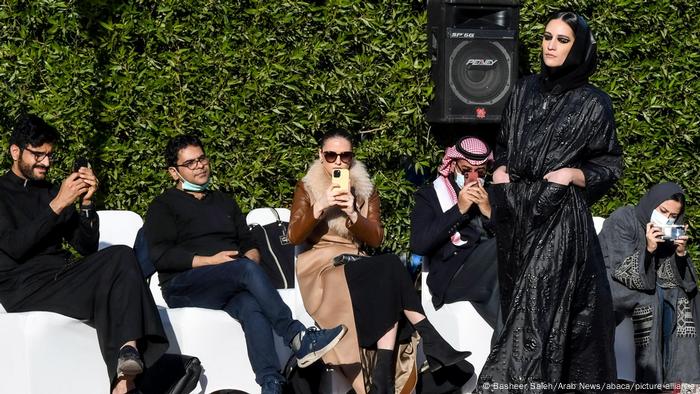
<box><xmin>332</xmin><ymin>169</ymin><xmax>350</xmax><ymax>192</ymax></box>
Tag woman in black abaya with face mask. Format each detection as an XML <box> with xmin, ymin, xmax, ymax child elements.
<box><xmin>478</xmin><ymin>12</ymin><xmax>623</xmax><ymax>392</ymax></box>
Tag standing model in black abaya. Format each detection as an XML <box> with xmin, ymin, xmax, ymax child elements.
<box><xmin>477</xmin><ymin>12</ymin><xmax>623</xmax><ymax>393</ymax></box>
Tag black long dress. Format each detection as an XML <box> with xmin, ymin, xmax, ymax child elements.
<box><xmin>477</xmin><ymin>74</ymin><xmax>623</xmax><ymax>392</ymax></box>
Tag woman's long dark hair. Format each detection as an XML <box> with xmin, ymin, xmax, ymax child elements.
<box><xmin>318</xmin><ymin>129</ymin><xmax>353</xmax><ymax>148</ymax></box>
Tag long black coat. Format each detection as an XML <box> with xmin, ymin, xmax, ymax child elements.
<box><xmin>478</xmin><ymin>75</ymin><xmax>623</xmax><ymax>393</ymax></box>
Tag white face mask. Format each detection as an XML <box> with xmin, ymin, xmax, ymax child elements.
<box><xmin>650</xmin><ymin>209</ymin><xmax>675</xmax><ymax>226</ymax></box>
<box><xmin>454</xmin><ymin>172</ymin><xmax>465</xmax><ymax>189</ymax></box>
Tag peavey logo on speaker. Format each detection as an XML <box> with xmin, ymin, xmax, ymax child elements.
<box><xmin>465</xmin><ymin>59</ymin><xmax>498</xmax><ymax>67</ymax></box>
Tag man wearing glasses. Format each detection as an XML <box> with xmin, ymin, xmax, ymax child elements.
<box><xmin>409</xmin><ymin>136</ymin><xmax>501</xmax><ymax>332</ymax></box>
<box><xmin>143</xmin><ymin>134</ymin><xmax>346</xmax><ymax>394</ymax></box>
<box><xmin>0</xmin><ymin>114</ymin><xmax>168</xmax><ymax>394</ymax></box>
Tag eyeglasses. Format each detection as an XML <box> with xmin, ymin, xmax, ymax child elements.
<box><xmin>177</xmin><ymin>155</ymin><xmax>209</xmax><ymax>170</ymax></box>
<box><xmin>323</xmin><ymin>151</ymin><xmax>354</xmax><ymax>164</ymax></box>
<box><xmin>25</xmin><ymin>147</ymin><xmax>57</xmax><ymax>162</ymax></box>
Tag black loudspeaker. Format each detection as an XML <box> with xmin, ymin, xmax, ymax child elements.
<box><xmin>427</xmin><ymin>0</ymin><xmax>520</xmax><ymax>124</ymax></box>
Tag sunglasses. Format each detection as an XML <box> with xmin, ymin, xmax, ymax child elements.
<box><xmin>323</xmin><ymin>151</ymin><xmax>354</xmax><ymax>164</ymax></box>
<box><xmin>457</xmin><ymin>166</ymin><xmax>486</xmax><ymax>177</ymax></box>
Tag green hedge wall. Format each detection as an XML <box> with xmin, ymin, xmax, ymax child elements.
<box><xmin>1</xmin><ymin>0</ymin><xmax>698</xmax><ymax>265</ymax></box>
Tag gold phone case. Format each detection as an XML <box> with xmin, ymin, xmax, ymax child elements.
<box><xmin>332</xmin><ymin>168</ymin><xmax>350</xmax><ymax>191</ymax></box>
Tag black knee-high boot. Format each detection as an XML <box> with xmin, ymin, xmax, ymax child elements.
<box><xmin>368</xmin><ymin>349</ymin><xmax>394</xmax><ymax>394</ymax></box>
<box><xmin>414</xmin><ymin>319</ymin><xmax>471</xmax><ymax>372</ymax></box>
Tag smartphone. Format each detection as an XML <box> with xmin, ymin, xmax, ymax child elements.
<box><xmin>332</xmin><ymin>168</ymin><xmax>350</xmax><ymax>192</ymax></box>
<box><xmin>72</xmin><ymin>157</ymin><xmax>90</xmax><ymax>173</ymax></box>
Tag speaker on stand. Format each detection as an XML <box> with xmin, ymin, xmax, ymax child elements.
<box><xmin>426</xmin><ymin>0</ymin><xmax>520</xmax><ymax>127</ymax></box>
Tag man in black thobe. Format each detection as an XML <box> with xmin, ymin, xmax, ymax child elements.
<box><xmin>0</xmin><ymin>115</ymin><xmax>168</xmax><ymax>394</ymax></box>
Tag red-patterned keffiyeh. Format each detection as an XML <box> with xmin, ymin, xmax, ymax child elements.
<box><xmin>434</xmin><ymin>137</ymin><xmax>493</xmax><ymax>245</ymax></box>
<box><xmin>437</xmin><ymin>137</ymin><xmax>493</xmax><ymax>177</ymax></box>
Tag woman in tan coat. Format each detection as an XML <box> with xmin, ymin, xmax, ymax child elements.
<box><xmin>289</xmin><ymin>130</ymin><xmax>470</xmax><ymax>394</ymax></box>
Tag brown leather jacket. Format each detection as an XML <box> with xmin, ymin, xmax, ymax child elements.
<box><xmin>288</xmin><ymin>181</ymin><xmax>383</xmax><ymax>248</ymax></box>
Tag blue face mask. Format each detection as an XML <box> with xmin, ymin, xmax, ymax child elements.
<box><xmin>454</xmin><ymin>172</ymin><xmax>465</xmax><ymax>189</ymax></box>
<box><xmin>176</xmin><ymin>170</ymin><xmax>210</xmax><ymax>192</ymax></box>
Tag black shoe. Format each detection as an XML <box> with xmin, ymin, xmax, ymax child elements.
<box><xmin>117</xmin><ymin>345</ymin><xmax>144</xmax><ymax>378</ymax></box>
<box><xmin>417</xmin><ymin>359</ymin><xmax>475</xmax><ymax>394</ymax></box>
<box><xmin>414</xmin><ymin>319</ymin><xmax>471</xmax><ymax>373</ymax></box>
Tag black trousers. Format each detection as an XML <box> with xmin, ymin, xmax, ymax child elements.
<box><xmin>0</xmin><ymin>246</ymin><xmax>168</xmax><ymax>386</ymax></box>
<box><xmin>344</xmin><ymin>253</ymin><xmax>424</xmax><ymax>348</ymax></box>
<box><xmin>443</xmin><ymin>237</ymin><xmax>501</xmax><ymax>332</ymax></box>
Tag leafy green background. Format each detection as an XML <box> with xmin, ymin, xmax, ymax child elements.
<box><xmin>1</xmin><ymin>0</ymin><xmax>698</xmax><ymax>268</ymax></box>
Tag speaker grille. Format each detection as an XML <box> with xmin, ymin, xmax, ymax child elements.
<box><xmin>448</xmin><ymin>40</ymin><xmax>512</xmax><ymax>105</ymax></box>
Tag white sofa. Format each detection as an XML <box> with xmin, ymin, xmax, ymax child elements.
<box><xmin>0</xmin><ymin>210</ymin><xmax>138</xmax><ymax>394</ymax></box>
<box><xmin>149</xmin><ymin>208</ymin><xmax>317</xmax><ymax>394</ymax></box>
<box><xmin>0</xmin><ymin>209</ymin><xmax>317</xmax><ymax>394</ymax></box>
<box><xmin>0</xmin><ymin>211</ymin><xmax>636</xmax><ymax>394</ymax></box>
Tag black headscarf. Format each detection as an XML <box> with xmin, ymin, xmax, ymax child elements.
<box><xmin>634</xmin><ymin>182</ymin><xmax>685</xmax><ymax>226</ymax></box>
<box><xmin>540</xmin><ymin>12</ymin><xmax>598</xmax><ymax>94</ymax></box>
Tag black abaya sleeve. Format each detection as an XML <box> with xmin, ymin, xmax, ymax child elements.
<box><xmin>600</xmin><ymin>207</ymin><xmax>656</xmax><ymax>315</ymax></box>
<box><xmin>579</xmin><ymin>94</ymin><xmax>623</xmax><ymax>205</ymax></box>
<box><xmin>670</xmin><ymin>254</ymin><xmax>698</xmax><ymax>295</ymax></box>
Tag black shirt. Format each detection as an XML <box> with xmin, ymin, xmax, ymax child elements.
<box><xmin>0</xmin><ymin>171</ymin><xmax>98</xmax><ymax>272</ymax></box>
<box><xmin>144</xmin><ymin>188</ymin><xmax>256</xmax><ymax>286</ymax></box>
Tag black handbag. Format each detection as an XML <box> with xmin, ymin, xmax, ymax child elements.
<box><xmin>282</xmin><ymin>355</ymin><xmax>327</xmax><ymax>394</ymax></box>
<box><xmin>332</xmin><ymin>253</ymin><xmax>366</xmax><ymax>266</ymax></box>
<box><xmin>137</xmin><ymin>353</ymin><xmax>202</xmax><ymax>394</ymax></box>
<box><xmin>248</xmin><ymin>208</ymin><xmax>296</xmax><ymax>289</ymax></box>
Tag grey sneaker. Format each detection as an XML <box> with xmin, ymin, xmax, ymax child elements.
<box><xmin>116</xmin><ymin>345</ymin><xmax>144</xmax><ymax>378</ymax></box>
<box><xmin>295</xmin><ymin>325</ymin><xmax>347</xmax><ymax>368</ymax></box>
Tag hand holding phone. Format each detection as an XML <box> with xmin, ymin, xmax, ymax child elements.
<box><xmin>646</xmin><ymin>223</ymin><xmax>665</xmax><ymax>253</ymax></box>
<box><xmin>72</xmin><ymin>157</ymin><xmax>90</xmax><ymax>173</ymax></box>
<box><xmin>72</xmin><ymin>157</ymin><xmax>99</xmax><ymax>204</ymax></box>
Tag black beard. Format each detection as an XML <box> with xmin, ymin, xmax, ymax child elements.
<box><xmin>18</xmin><ymin>157</ymin><xmax>49</xmax><ymax>181</ymax></box>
